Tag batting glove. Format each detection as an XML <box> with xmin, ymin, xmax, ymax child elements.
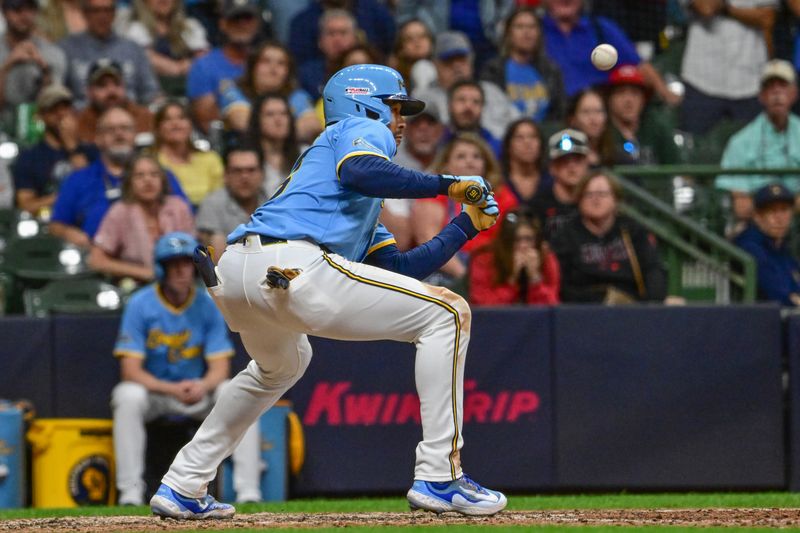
<box><xmin>464</xmin><ymin>195</ymin><xmax>499</xmax><ymax>231</ymax></box>
<box><xmin>444</xmin><ymin>175</ymin><xmax>492</xmax><ymax>205</ymax></box>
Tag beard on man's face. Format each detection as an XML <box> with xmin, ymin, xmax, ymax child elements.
<box><xmin>105</xmin><ymin>146</ymin><xmax>134</xmax><ymax>166</ymax></box>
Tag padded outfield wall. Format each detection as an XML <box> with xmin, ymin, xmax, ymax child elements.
<box><xmin>0</xmin><ymin>305</ymin><xmax>788</xmax><ymax>493</ymax></box>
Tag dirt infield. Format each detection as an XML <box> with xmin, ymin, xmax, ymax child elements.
<box><xmin>2</xmin><ymin>508</ymin><xmax>800</xmax><ymax>532</ymax></box>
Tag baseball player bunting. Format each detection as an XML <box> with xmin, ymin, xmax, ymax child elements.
<box><xmin>150</xmin><ymin>64</ymin><xmax>506</xmax><ymax>520</ymax></box>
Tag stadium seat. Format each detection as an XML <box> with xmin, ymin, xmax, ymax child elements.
<box><xmin>23</xmin><ymin>278</ymin><xmax>122</xmax><ymax>317</ymax></box>
<box><xmin>685</xmin><ymin>118</ymin><xmax>745</xmax><ymax>165</ymax></box>
<box><xmin>1</xmin><ymin>233</ymin><xmax>90</xmax><ymax>281</ymax></box>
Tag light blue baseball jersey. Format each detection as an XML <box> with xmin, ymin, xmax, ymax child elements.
<box><xmin>227</xmin><ymin>117</ymin><xmax>398</xmax><ymax>262</ymax></box>
<box><xmin>113</xmin><ymin>284</ymin><xmax>234</xmax><ymax>382</ymax></box>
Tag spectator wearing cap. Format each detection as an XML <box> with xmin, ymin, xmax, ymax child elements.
<box><xmin>716</xmin><ymin>60</ymin><xmax>800</xmax><ymax>228</ymax></box>
<box><xmin>441</xmin><ymin>79</ymin><xmax>502</xmax><ymax>159</ymax></box>
<box><xmin>480</xmin><ymin>7</ymin><xmax>565</xmax><ymax>123</ymax></box>
<box><xmin>297</xmin><ymin>9</ymin><xmax>359</xmax><ymax>100</ymax></box>
<box><xmin>396</xmin><ymin>0</ymin><xmax>514</xmax><ymax>70</ymax></box>
<box><xmin>49</xmin><ymin>106</ymin><xmax>186</xmax><ymax>248</ymax></box>
<box><xmin>288</xmin><ymin>0</ymin><xmax>395</xmax><ymax>68</ymax></box>
<box><xmin>186</xmin><ymin>0</ymin><xmax>263</xmax><ymax>134</ymax></box>
<box><xmin>76</xmin><ymin>59</ymin><xmax>155</xmax><ymax>144</ymax></box>
<box><xmin>59</xmin><ymin>0</ymin><xmax>160</xmax><ymax>109</ymax></box>
<box><xmin>540</xmin><ymin>0</ymin><xmax>680</xmax><ymax>105</ymax></box>
<box><xmin>605</xmin><ymin>64</ymin><xmax>680</xmax><ymax>166</ymax></box>
<box><xmin>381</xmin><ymin>109</ymin><xmax>444</xmax><ymax>251</ymax></box>
<box><xmin>735</xmin><ymin>182</ymin><xmax>800</xmax><ymax>306</ymax></box>
<box><xmin>531</xmin><ymin>128</ymin><xmax>590</xmax><ymax>240</ymax></box>
<box><xmin>413</xmin><ymin>31</ymin><xmax>520</xmax><ymax>141</ymax></box>
<box><xmin>0</xmin><ymin>0</ymin><xmax>67</xmax><ymax>120</ymax></box>
<box><xmin>12</xmin><ymin>84</ymin><xmax>97</xmax><ymax>216</ymax></box>
<box><xmin>678</xmin><ymin>0</ymin><xmax>777</xmax><ymax>135</ymax></box>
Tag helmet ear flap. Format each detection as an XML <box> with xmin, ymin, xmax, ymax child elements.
<box><xmin>155</xmin><ymin>261</ymin><xmax>164</xmax><ymax>281</ymax></box>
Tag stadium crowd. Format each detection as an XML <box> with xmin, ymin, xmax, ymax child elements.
<box><xmin>0</xmin><ymin>0</ymin><xmax>799</xmax><ymax>307</ymax></box>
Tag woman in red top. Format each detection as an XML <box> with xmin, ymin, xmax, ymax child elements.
<box><xmin>469</xmin><ymin>209</ymin><xmax>560</xmax><ymax>306</ymax></box>
<box><xmin>480</xmin><ymin>118</ymin><xmax>546</xmax><ymax>246</ymax></box>
<box><xmin>410</xmin><ymin>133</ymin><xmax>501</xmax><ymax>285</ymax></box>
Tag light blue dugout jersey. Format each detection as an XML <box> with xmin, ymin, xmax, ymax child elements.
<box><xmin>227</xmin><ymin>117</ymin><xmax>398</xmax><ymax>262</ymax></box>
<box><xmin>113</xmin><ymin>284</ymin><xmax>234</xmax><ymax>382</ymax></box>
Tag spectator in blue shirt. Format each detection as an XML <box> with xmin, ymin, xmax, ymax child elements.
<box><xmin>49</xmin><ymin>106</ymin><xmax>186</xmax><ymax>248</ymax></box>
<box><xmin>480</xmin><ymin>7</ymin><xmax>566</xmax><ymax>122</ymax></box>
<box><xmin>735</xmin><ymin>182</ymin><xmax>800</xmax><ymax>306</ymax></box>
<box><xmin>186</xmin><ymin>0</ymin><xmax>263</xmax><ymax>133</ymax></box>
<box><xmin>396</xmin><ymin>0</ymin><xmax>514</xmax><ymax>71</ymax></box>
<box><xmin>540</xmin><ymin>0</ymin><xmax>680</xmax><ymax>105</ymax></box>
<box><xmin>288</xmin><ymin>0</ymin><xmax>395</xmax><ymax>68</ymax></box>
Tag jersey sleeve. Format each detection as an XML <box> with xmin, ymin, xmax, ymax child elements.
<box><xmin>113</xmin><ymin>296</ymin><xmax>148</xmax><ymax>359</ymax></box>
<box><xmin>203</xmin><ymin>299</ymin><xmax>235</xmax><ymax>359</ymax></box>
<box><xmin>333</xmin><ymin>118</ymin><xmax>397</xmax><ymax>178</ymax></box>
<box><xmin>367</xmin><ymin>223</ymin><xmax>397</xmax><ymax>256</ymax></box>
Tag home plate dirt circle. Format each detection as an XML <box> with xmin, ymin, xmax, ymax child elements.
<box><xmin>1</xmin><ymin>508</ymin><xmax>800</xmax><ymax>532</ymax></box>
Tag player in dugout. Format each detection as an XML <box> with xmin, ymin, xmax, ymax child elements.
<box><xmin>149</xmin><ymin>64</ymin><xmax>507</xmax><ymax>519</ymax></box>
<box><xmin>112</xmin><ymin>232</ymin><xmax>262</xmax><ymax>506</ymax></box>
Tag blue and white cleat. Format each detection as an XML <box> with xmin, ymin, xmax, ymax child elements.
<box><xmin>406</xmin><ymin>474</ymin><xmax>507</xmax><ymax>516</ymax></box>
<box><xmin>150</xmin><ymin>483</ymin><xmax>235</xmax><ymax>520</ymax></box>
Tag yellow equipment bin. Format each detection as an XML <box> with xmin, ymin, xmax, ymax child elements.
<box><xmin>27</xmin><ymin>419</ymin><xmax>115</xmax><ymax>508</ymax></box>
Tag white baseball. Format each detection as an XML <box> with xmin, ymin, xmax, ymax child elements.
<box><xmin>591</xmin><ymin>44</ymin><xmax>618</xmax><ymax>71</ymax></box>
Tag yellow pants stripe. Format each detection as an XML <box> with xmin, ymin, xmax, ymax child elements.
<box><xmin>321</xmin><ymin>253</ymin><xmax>461</xmax><ymax>479</ymax></box>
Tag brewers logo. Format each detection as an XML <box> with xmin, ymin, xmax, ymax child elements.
<box><xmin>465</xmin><ymin>184</ymin><xmax>483</xmax><ymax>204</ymax></box>
<box><xmin>69</xmin><ymin>455</ymin><xmax>111</xmax><ymax>505</ymax></box>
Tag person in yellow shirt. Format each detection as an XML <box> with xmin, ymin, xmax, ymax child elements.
<box><xmin>154</xmin><ymin>100</ymin><xmax>223</xmax><ymax>207</ymax></box>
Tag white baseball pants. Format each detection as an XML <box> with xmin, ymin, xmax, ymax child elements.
<box><xmin>112</xmin><ymin>380</ymin><xmax>262</xmax><ymax>504</ymax></box>
<box><xmin>162</xmin><ymin>237</ymin><xmax>471</xmax><ymax>497</ymax></box>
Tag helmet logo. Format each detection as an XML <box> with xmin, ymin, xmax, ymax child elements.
<box><xmin>345</xmin><ymin>87</ymin><xmax>370</xmax><ymax>95</ymax></box>
<box><xmin>398</xmin><ymin>79</ymin><xmax>405</xmax><ymax>92</ymax></box>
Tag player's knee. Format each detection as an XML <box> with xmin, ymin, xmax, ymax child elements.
<box><xmin>430</xmin><ymin>286</ymin><xmax>472</xmax><ymax>333</ymax></box>
<box><xmin>211</xmin><ymin>379</ymin><xmax>232</xmax><ymax>403</ymax></box>
<box><xmin>111</xmin><ymin>381</ymin><xmax>148</xmax><ymax>412</ymax></box>
<box><xmin>249</xmin><ymin>350</ymin><xmax>310</xmax><ymax>388</ymax></box>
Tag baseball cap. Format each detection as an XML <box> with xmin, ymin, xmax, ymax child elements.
<box><xmin>222</xmin><ymin>0</ymin><xmax>259</xmax><ymax>19</ymax></box>
<box><xmin>435</xmin><ymin>31</ymin><xmax>472</xmax><ymax>61</ymax></box>
<box><xmin>753</xmin><ymin>182</ymin><xmax>794</xmax><ymax>210</ymax></box>
<box><xmin>2</xmin><ymin>0</ymin><xmax>38</xmax><ymax>11</ymax></box>
<box><xmin>548</xmin><ymin>128</ymin><xmax>590</xmax><ymax>160</ymax></box>
<box><xmin>760</xmin><ymin>59</ymin><xmax>796</xmax><ymax>87</ymax></box>
<box><xmin>87</xmin><ymin>58</ymin><xmax>123</xmax><ymax>85</ymax></box>
<box><xmin>36</xmin><ymin>84</ymin><xmax>73</xmax><ymax>110</ymax></box>
<box><xmin>609</xmin><ymin>64</ymin><xmax>646</xmax><ymax>88</ymax></box>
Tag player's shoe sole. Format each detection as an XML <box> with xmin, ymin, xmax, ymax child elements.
<box><xmin>406</xmin><ymin>475</ymin><xmax>507</xmax><ymax>516</ymax></box>
<box><xmin>150</xmin><ymin>483</ymin><xmax>235</xmax><ymax>520</ymax></box>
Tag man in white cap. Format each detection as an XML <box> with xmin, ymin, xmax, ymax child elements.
<box><xmin>716</xmin><ymin>59</ymin><xmax>800</xmax><ymax>231</ymax></box>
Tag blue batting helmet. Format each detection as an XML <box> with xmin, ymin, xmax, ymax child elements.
<box><xmin>322</xmin><ymin>64</ymin><xmax>425</xmax><ymax>126</ymax></box>
<box><xmin>154</xmin><ymin>232</ymin><xmax>199</xmax><ymax>280</ymax></box>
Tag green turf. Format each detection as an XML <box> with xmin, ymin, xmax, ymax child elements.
<box><xmin>2</xmin><ymin>492</ymin><xmax>800</xmax><ymax>520</ymax></box>
<box><xmin>127</xmin><ymin>529</ymin><xmax>800</xmax><ymax>533</ymax></box>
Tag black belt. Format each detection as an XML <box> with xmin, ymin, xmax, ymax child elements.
<box><xmin>237</xmin><ymin>234</ymin><xmax>286</xmax><ymax>245</ymax></box>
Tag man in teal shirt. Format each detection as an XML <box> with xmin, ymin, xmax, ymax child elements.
<box><xmin>716</xmin><ymin>60</ymin><xmax>800</xmax><ymax>229</ymax></box>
